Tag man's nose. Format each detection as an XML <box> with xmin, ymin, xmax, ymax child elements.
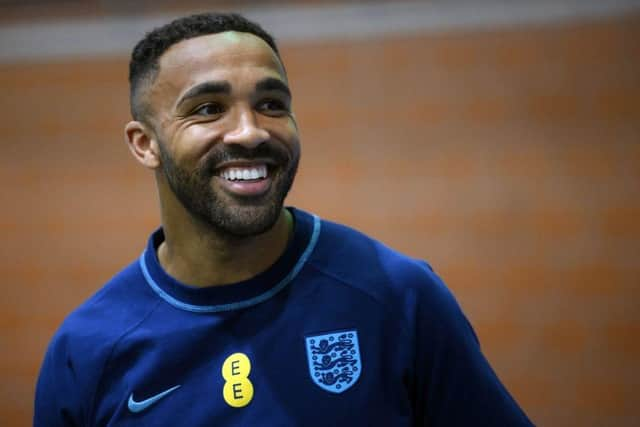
<box><xmin>222</xmin><ymin>107</ymin><xmax>269</xmax><ymax>149</ymax></box>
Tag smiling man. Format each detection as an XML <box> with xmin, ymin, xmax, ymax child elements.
<box><xmin>35</xmin><ymin>13</ymin><xmax>534</xmax><ymax>427</ymax></box>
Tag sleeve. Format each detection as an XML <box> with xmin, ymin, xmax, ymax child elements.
<box><xmin>34</xmin><ymin>332</ymin><xmax>86</xmax><ymax>427</ymax></box>
<box><xmin>409</xmin><ymin>265</ymin><xmax>535</xmax><ymax>426</ymax></box>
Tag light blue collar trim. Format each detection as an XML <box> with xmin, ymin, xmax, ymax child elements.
<box><xmin>138</xmin><ymin>214</ymin><xmax>321</xmax><ymax>313</ymax></box>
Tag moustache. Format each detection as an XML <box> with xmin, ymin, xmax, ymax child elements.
<box><xmin>200</xmin><ymin>143</ymin><xmax>290</xmax><ymax>176</ymax></box>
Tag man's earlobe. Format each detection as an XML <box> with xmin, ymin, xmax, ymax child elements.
<box><xmin>124</xmin><ymin>121</ymin><xmax>161</xmax><ymax>169</ymax></box>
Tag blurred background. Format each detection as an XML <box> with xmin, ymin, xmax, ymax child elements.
<box><xmin>1</xmin><ymin>0</ymin><xmax>639</xmax><ymax>425</ymax></box>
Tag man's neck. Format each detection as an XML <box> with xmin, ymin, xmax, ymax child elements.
<box><xmin>157</xmin><ymin>208</ymin><xmax>293</xmax><ymax>287</ymax></box>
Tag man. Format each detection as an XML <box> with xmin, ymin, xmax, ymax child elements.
<box><xmin>35</xmin><ymin>13</ymin><xmax>534</xmax><ymax>426</ymax></box>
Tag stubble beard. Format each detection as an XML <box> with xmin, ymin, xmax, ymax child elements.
<box><xmin>157</xmin><ymin>140</ymin><xmax>299</xmax><ymax>239</ymax></box>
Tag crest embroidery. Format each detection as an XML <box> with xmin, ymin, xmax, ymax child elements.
<box><xmin>305</xmin><ymin>330</ymin><xmax>361</xmax><ymax>393</ymax></box>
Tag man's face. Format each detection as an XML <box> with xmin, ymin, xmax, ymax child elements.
<box><xmin>146</xmin><ymin>32</ymin><xmax>300</xmax><ymax>237</ymax></box>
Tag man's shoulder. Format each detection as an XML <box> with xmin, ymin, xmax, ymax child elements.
<box><xmin>51</xmin><ymin>258</ymin><xmax>158</xmax><ymax>358</ymax></box>
<box><xmin>36</xmin><ymin>257</ymin><xmax>163</xmax><ymax>422</ymax></box>
<box><xmin>308</xmin><ymin>214</ymin><xmax>449</xmax><ymax>307</ymax></box>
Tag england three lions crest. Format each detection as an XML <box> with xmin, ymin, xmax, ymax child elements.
<box><xmin>305</xmin><ymin>330</ymin><xmax>361</xmax><ymax>393</ymax></box>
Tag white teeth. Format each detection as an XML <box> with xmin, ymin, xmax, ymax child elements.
<box><xmin>220</xmin><ymin>165</ymin><xmax>268</xmax><ymax>181</ymax></box>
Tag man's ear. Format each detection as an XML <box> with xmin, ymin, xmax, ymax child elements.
<box><xmin>124</xmin><ymin>121</ymin><xmax>161</xmax><ymax>169</ymax></box>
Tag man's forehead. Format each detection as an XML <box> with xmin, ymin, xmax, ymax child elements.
<box><xmin>158</xmin><ymin>31</ymin><xmax>284</xmax><ymax>77</ymax></box>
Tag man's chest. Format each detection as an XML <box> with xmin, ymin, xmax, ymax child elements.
<box><xmin>91</xmin><ymin>309</ymin><xmax>412</xmax><ymax>426</ymax></box>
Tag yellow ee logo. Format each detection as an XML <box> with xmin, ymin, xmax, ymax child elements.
<box><xmin>222</xmin><ymin>353</ymin><xmax>254</xmax><ymax>408</ymax></box>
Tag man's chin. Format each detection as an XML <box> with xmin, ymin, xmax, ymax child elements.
<box><xmin>206</xmin><ymin>202</ymin><xmax>283</xmax><ymax>238</ymax></box>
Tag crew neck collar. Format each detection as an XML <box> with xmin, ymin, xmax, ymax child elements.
<box><xmin>139</xmin><ymin>207</ymin><xmax>320</xmax><ymax>313</ymax></box>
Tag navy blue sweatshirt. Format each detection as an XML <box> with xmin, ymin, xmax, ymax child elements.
<box><xmin>35</xmin><ymin>208</ymin><xmax>533</xmax><ymax>426</ymax></box>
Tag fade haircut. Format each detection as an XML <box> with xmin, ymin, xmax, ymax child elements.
<box><xmin>128</xmin><ymin>12</ymin><xmax>281</xmax><ymax>122</ymax></box>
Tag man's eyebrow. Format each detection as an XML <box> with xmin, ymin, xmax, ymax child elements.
<box><xmin>176</xmin><ymin>81</ymin><xmax>231</xmax><ymax>108</ymax></box>
<box><xmin>255</xmin><ymin>78</ymin><xmax>291</xmax><ymax>98</ymax></box>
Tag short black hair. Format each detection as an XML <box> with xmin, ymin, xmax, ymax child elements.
<box><xmin>128</xmin><ymin>12</ymin><xmax>281</xmax><ymax>122</ymax></box>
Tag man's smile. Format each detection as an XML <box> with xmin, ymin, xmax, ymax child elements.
<box><xmin>214</xmin><ymin>162</ymin><xmax>274</xmax><ymax>197</ymax></box>
<box><xmin>219</xmin><ymin>164</ymin><xmax>268</xmax><ymax>181</ymax></box>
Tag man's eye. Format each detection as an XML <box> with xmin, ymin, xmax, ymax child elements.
<box><xmin>257</xmin><ymin>99</ymin><xmax>288</xmax><ymax>114</ymax></box>
<box><xmin>193</xmin><ymin>103</ymin><xmax>225</xmax><ymax>116</ymax></box>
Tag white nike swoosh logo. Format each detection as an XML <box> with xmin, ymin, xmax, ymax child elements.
<box><xmin>128</xmin><ymin>385</ymin><xmax>181</xmax><ymax>413</ymax></box>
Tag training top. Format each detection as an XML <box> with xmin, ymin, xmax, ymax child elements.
<box><xmin>35</xmin><ymin>207</ymin><xmax>534</xmax><ymax>426</ymax></box>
